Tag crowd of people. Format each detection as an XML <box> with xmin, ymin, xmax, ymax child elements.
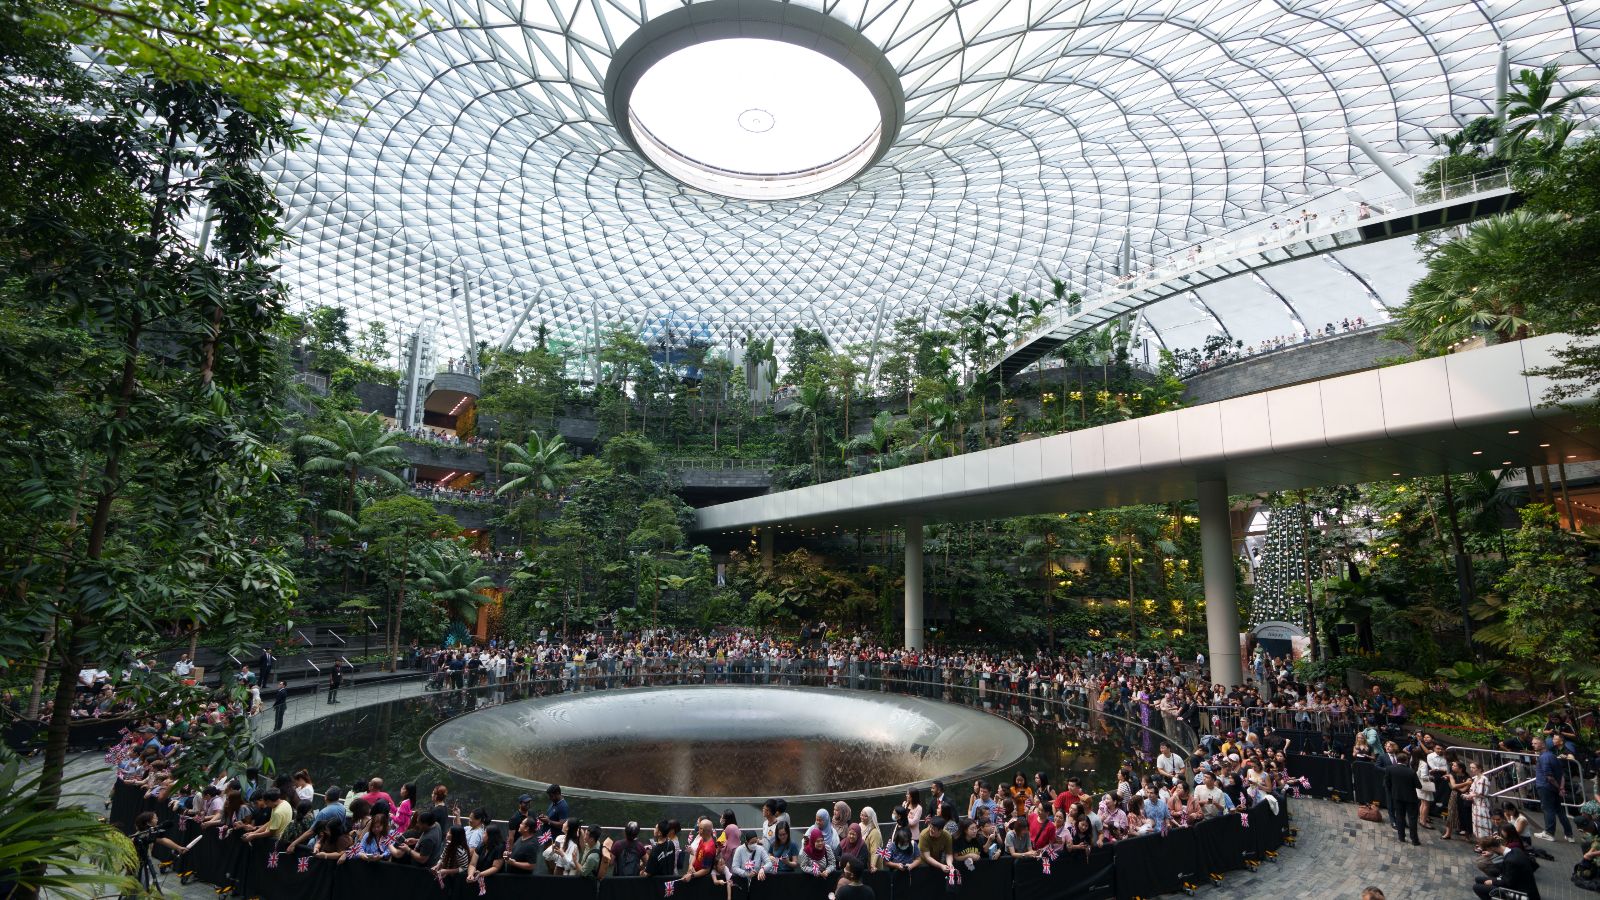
<box><xmin>85</xmin><ymin>625</ymin><xmax>1600</xmax><ymax>899</ymax></box>
<box><xmin>110</xmin><ymin>714</ymin><xmax>1299</xmax><ymax>897</ymax></box>
<box><xmin>410</xmin><ymin>482</ymin><xmax>497</xmax><ymax>504</ymax></box>
<box><xmin>387</xmin><ymin>421</ymin><xmax>487</xmax><ymax>448</ymax></box>
<box><xmin>1181</xmin><ymin>317</ymin><xmax>1374</xmax><ymax>375</ymax></box>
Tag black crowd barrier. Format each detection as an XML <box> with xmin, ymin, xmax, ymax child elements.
<box><xmin>1283</xmin><ymin>753</ymin><xmax>1389</xmax><ymax>807</ymax></box>
<box><xmin>111</xmin><ymin>781</ymin><xmax>1290</xmax><ymax>900</ymax></box>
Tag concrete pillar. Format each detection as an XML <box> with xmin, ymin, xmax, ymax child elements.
<box><xmin>1197</xmin><ymin>480</ymin><xmax>1243</xmax><ymax>687</ymax></box>
<box><xmin>904</xmin><ymin>518</ymin><xmax>924</xmax><ymax>651</ymax></box>
<box><xmin>759</xmin><ymin>528</ymin><xmax>774</xmax><ymax>574</ymax></box>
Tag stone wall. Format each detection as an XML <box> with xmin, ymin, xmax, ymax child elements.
<box><xmin>1182</xmin><ymin>330</ymin><xmax>1410</xmax><ymax>405</ymax></box>
<box><xmin>672</xmin><ymin>468</ymin><xmax>773</xmax><ymax>490</ymax></box>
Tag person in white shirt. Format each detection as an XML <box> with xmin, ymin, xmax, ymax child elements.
<box><xmin>1156</xmin><ymin>744</ymin><xmax>1183</xmax><ymax>783</ymax></box>
<box><xmin>173</xmin><ymin>656</ymin><xmax>194</xmax><ymax>678</ymax></box>
<box><xmin>1193</xmin><ymin>772</ymin><xmax>1228</xmax><ymax>819</ymax></box>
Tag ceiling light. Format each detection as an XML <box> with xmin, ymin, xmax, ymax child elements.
<box><xmin>1540</xmin><ymin>443</ymin><xmax>1551</xmax><ymax>448</ymax></box>
<box><xmin>1507</xmin><ymin>430</ymin><xmax>1520</xmax><ymax>435</ymax></box>
<box><xmin>1471</xmin><ymin>450</ymin><xmax>1482</xmax><ymax>455</ymax></box>
<box><xmin>1502</xmin><ymin>461</ymin><xmax>1512</xmax><ymax>466</ymax></box>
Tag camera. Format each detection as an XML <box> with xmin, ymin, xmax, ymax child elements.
<box><xmin>131</xmin><ymin>825</ymin><xmax>168</xmax><ymax>848</ymax></box>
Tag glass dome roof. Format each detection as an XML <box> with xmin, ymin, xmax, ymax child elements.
<box><xmin>267</xmin><ymin>0</ymin><xmax>1600</xmax><ymax>361</ymax></box>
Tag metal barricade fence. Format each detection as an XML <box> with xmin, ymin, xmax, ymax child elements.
<box><xmin>1442</xmin><ymin>745</ymin><xmax>1590</xmax><ymax>815</ymax></box>
<box><xmin>1247</xmin><ymin>706</ymin><xmax>1365</xmax><ymax>739</ymax></box>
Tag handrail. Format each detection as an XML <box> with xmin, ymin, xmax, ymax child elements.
<box><xmin>664</xmin><ymin>458</ymin><xmax>773</xmax><ymax>471</ymax></box>
<box><xmin>1500</xmin><ymin>691</ymin><xmax>1572</xmax><ymax>727</ymax></box>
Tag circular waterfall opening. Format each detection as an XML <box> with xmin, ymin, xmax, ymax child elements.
<box><xmin>422</xmin><ymin>685</ymin><xmax>1032</xmax><ymax>803</ymax></box>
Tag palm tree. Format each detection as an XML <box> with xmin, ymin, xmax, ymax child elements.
<box><xmin>1392</xmin><ymin>210</ymin><xmax>1559</xmax><ymax>351</ymax></box>
<box><xmin>790</xmin><ymin>381</ymin><xmax>827</xmax><ymax>482</ymax></box>
<box><xmin>847</xmin><ymin>411</ymin><xmax>897</xmax><ymax>471</ymax></box>
<box><xmin>1434</xmin><ymin>660</ymin><xmax>1523</xmax><ymax>720</ymax></box>
<box><xmin>1501</xmin><ymin>64</ymin><xmax>1594</xmax><ymax>152</ymax></box>
<box><xmin>296</xmin><ymin>411</ymin><xmax>407</xmax><ymax>523</ymax></box>
<box><xmin>496</xmin><ymin>431</ymin><xmax>574</xmax><ymax>545</ymax></box>
<box><xmin>420</xmin><ymin>550</ymin><xmax>496</xmax><ymax>624</ymax></box>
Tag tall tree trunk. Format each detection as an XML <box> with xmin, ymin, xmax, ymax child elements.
<box><xmin>1440</xmin><ymin>476</ymin><xmax>1477</xmax><ymax>658</ymax></box>
<box><xmin>24</xmin><ymin>616</ymin><xmax>57</xmax><ymax>721</ymax></box>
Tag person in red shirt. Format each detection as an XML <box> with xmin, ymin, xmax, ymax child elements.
<box><xmin>361</xmin><ymin>777</ymin><xmax>395</xmax><ymax>810</ymax></box>
<box><xmin>1053</xmin><ymin>777</ymin><xmax>1085</xmax><ymax>816</ymax></box>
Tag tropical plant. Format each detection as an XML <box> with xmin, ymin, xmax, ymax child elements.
<box><xmin>1390</xmin><ymin>209</ymin><xmax>1561</xmax><ymax>351</ymax></box>
<box><xmin>1500</xmin><ymin>64</ymin><xmax>1594</xmax><ymax>153</ymax></box>
<box><xmin>496</xmin><ymin>430</ymin><xmax>574</xmax><ymax>543</ymax></box>
<box><xmin>0</xmin><ymin>752</ymin><xmax>138</xmax><ymax>898</ymax></box>
<box><xmin>420</xmin><ymin>549</ymin><xmax>495</xmax><ymax>623</ymax></box>
<box><xmin>1496</xmin><ymin>505</ymin><xmax>1600</xmax><ymax>692</ymax></box>
<box><xmin>848</xmin><ymin>411</ymin><xmax>898</xmax><ymax>470</ymax></box>
<box><xmin>297</xmin><ymin>410</ymin><xmax>407</xmax><ymax>522</ymax></box>
<box><xmin>1433</xmin><ymin>659</ymin><xmax>1523</xmax><ymax>718</ymax></box>
<box><xmin>361</xmin><ymin>497</ymin><xmax>459</xmax><ymax>669</ymax></box>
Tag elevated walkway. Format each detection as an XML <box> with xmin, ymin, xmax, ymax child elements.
<box><xmin>989</xmin><ymin>171</ymin><xmax>1520</xmax><ymax>382</ymax></box>
<box><xmin>695</xmin><ymin>335</ymin><xmax>1595</xmax><ymax>533</ymax></box>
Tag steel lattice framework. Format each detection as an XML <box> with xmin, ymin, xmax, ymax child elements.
<box><xmin>269</xmin><ymin>0</ymin><xmax>1600</xmax><ymax>361</ymax></box>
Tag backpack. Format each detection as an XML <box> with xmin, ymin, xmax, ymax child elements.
<box><xmin>613</xmin><ymin>839</ymin><xmax>646</xmax><ymax>877</ymax></box>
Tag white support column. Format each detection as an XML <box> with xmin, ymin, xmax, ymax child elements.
<box><xmin>1493</xmin><ymin>44</ymin><xmax>1511</xmax><ymax>156</ymax></box>
<box><xmin>904</xmin><ymin>518</ymin><xmax>924</xmax><ymax>651</ymax></box>
<box><xmin>1348</xmin><ymin>130</ymin><xmax>1414</xmax><ymax>196</ymax></box>
<box><xmin>1197</xmin><ymin>480</ymin><xmax>1242</xmax><ymax>687</ymax></box>
<box><xmin>460</xmin><ymin>274</ymin><xmax>478</xmax><ymax>371</ymax></box>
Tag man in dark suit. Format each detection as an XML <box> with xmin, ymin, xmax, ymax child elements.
<box><xmin>257</xmin><ymin>648</ymin><xmax>275</xmax><ymax>686</ymax></box>
<box><xmin>1382</xmin><ymin>750</ymin><xmax>1422</xmax><ymax>845</ymax></box>
<box><xmin>1474</xmin><ymin>825</ymin><xmax>1541</xmax><ymax>899</ymax></box>
<box><xmin>272</xmin><ymin>680</ymin><xmax>289</xmax><ymax>731</ymax></box>
<box><xmin>327</xmin><ymin>663</ymin><xmax>343</xmax><ymax>704</ymax></box>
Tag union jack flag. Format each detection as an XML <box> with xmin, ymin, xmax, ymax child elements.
<box><xmin>946</xmin><ymin>869</ymin><xmax>961</xmax><ymax>887</ymax></box>
<box><xmin>266</xmin><ymin>852</ymin><xmax>280</xmax><ymax>869</ymax></box>
<box><xmin>538</xmin><ymin>832</ymin><xmax>552</xmax><ymax>846</ymax></box>
<box><xmin>663</xmin><ymin>879</ymin><xmax>677</xmax><ymax>897</ymax></box>
<box><xmin>436</xmin><ymin>870</ymin><xmax>447</xmax><ymax>889</ymax></box>
<box><xmin>297</xmin><ymin>856</ymin><xmax>310</xmax><ymax>873</ymax></box>
<box><xmin>1239</xmin><ymin>813</ymin><xmax>1249</xmax><ymax>829</ymax></box>
<box><xmin>1041</xmin><ymin>859</ymin><xmax>1051</xmax><ymax>876</ymax></box>
<box><xmin>876</xmin><ymin>848</ymin><xmax>892</xmax><ymax>860</ymax></box>
<box><xmin>478</xmin><ymin>877</ymin><xmax>488</xmax><ymax>896</ymax></box>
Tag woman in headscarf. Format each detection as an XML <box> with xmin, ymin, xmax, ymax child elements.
<box><xmin>800</xmin><ymin>822</ymin><xmax>836</xmax><ymax>877</ymax></box>
<box><xmin>718</xmin><ymin>810</ymin><xmax>741</xmax><ymax>870</ymax></box>
<box><xmin>859</xmin><ymin>807</ymin><xmax>883</xmax><ymax>871</ymax></box>
<box><xmin>812</xmin><ymin>808</ymin><xmax>839</xmax><ymax>854</ymax></box>
<box><xmin>836</xmin><ymin>823</ymin><xmax>867</xmax><ymax>872</ymax></box>
<box><xmin>831</xmin><ymin>801</ymin><xmax>852</xmax><ymax>842</ymax></box>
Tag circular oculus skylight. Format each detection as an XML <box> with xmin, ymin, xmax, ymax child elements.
<box><xmin>627</xmin><ymin>39</ymin><xmax>882</xmax><ymax>200</ymax></box>
<box><xmin>604</xmin><ymin>0</ymin><xmax>904</xmax><ymax>202</ymax></box>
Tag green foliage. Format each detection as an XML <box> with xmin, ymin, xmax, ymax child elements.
<box><xmin>1496</xmin><ymin>504</ymin><xmax>1600</xmax><ymax>686</ymax></box>
<box><xmin>28</xmin><ymin>0</ymin><xmax>421</xmax><ymax>117</ymax></box>
<box><xmin>0</xmin><ymin>751</ymin><xmax>138</xmax><ymax>897</ymax></box>
<box><xmin>0</xmin><ymin>8</ymin><xmax>313</xmax><ymax>825</ymax></box>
